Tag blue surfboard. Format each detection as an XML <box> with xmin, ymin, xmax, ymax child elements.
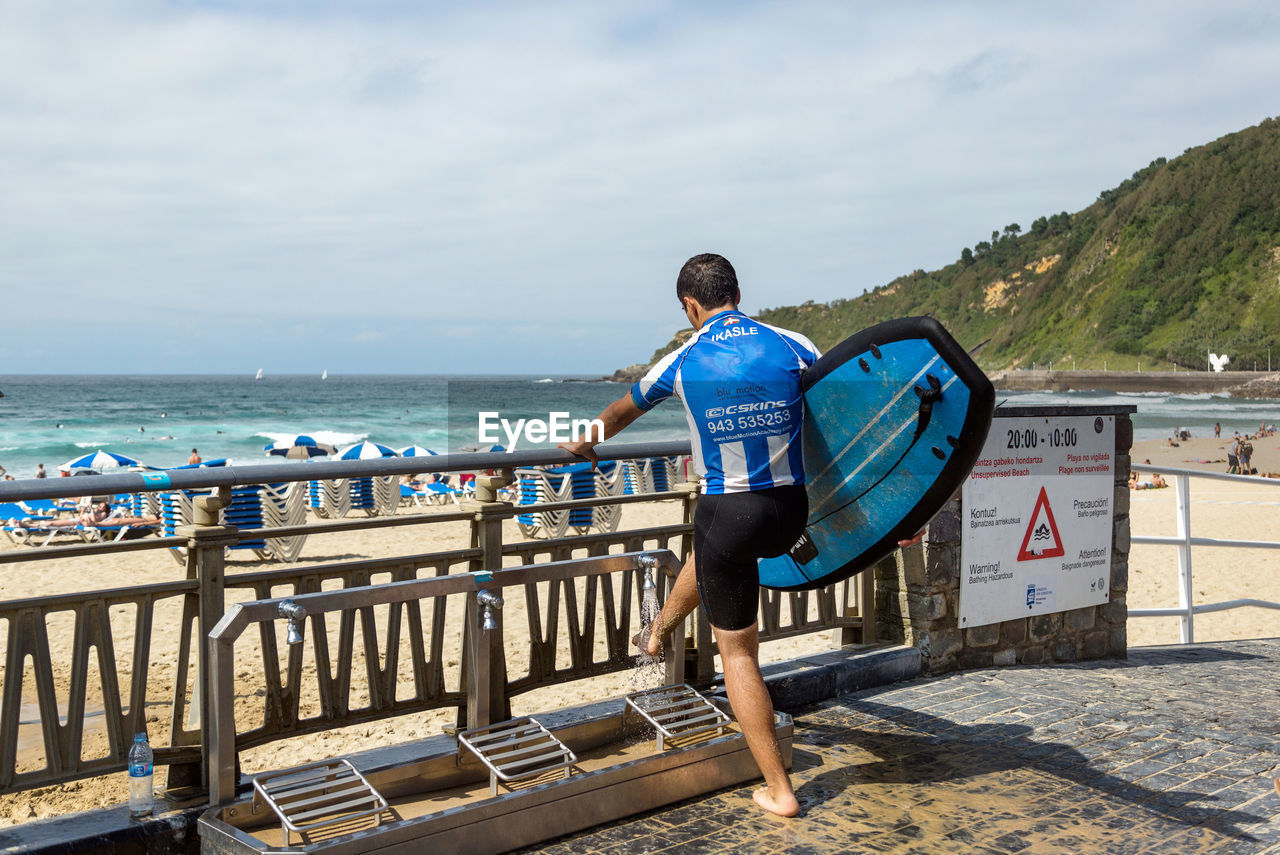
<box><xmin>758</xmin><ymin>317</ymin><xmax>994</xmax><ymax>591</ymax></box>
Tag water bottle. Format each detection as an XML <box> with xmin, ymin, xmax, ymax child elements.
<box><xmin>127</xmin><ymin>732</ymin><xmax>154</xmax><ymax>818</ymax></box>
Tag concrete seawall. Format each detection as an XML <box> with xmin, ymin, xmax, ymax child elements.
<box><xmin>988</xmin><ymin>369</ymin><xmax>1271</xmax><ymax>395</ymax></box>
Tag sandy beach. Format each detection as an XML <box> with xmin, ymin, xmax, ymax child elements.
<box><xmin>1</xmin><ymin>437</ymin><xmax>1278</xmax><ymax>824</ymax></box>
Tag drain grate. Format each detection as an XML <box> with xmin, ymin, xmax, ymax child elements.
<box><xmin>251</xmin><ymin>759</ymin><xmax>388</xmax><ymax>847</ymax></box>
<box><xmin>625</xmin><ymin>683</ymin><xmax>732</xmax><ymax>751</ymax></box>
<box><xmin>457</xmin><ymin>717</ymin><xmax>578</xmax><ymax>797</ymax></box>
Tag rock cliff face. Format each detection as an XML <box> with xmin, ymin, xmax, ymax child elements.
<box><xmin>1228</xmin><ymin>373</ymin><xmax>1280</xmax><ymax>399</ymax></box>
<box><xmin>605</xmin><ymin>364</ymin><xmax>649</xmax><ymax>384</ymax></box>
<box><xmin>605</xmin><ymin>329</ymin><xmax>694</xmax><ymax>383</ymax></box>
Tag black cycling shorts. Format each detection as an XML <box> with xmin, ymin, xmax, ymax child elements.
<box><xmin>694</xmin><ymin>484</ymin><xmax>808</xmax><ymax>631</ymax></box>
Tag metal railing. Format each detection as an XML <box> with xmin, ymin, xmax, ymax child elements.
<box><xmin>0</xmin><ymin>441</ymin><xmax>694</xmax><ymax>503</ymax></box>
<box><xmin>1128</xmin><ymin>464</ymin><xmax>1280</xmax><ymax>643</ymax></box>
<box><xmin>0</xmin><ymin>441</ymin><xmax>875</xmax><ymax>800</ymax></box>
<box><xmin>207</xmin><ymin>550</ymin><xmax>687</xmax><ymax>805</ymax></box>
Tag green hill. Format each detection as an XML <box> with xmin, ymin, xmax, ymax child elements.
<box><xmin>630</xmin><ymin>117</ymin><xmax>1280</xmax><ymax>375</ymax></box>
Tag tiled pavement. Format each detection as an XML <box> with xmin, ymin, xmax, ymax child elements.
<box><xmin>525</xmin><ymin>639</ymin><xmax>1280</xmax><ymax>854</ymax></box>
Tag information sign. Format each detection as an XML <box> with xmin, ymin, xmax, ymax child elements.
<box><xmin>959</xmin><ymin>414</ymin><xmax>1115</xmax><ymax>628</ymax></box>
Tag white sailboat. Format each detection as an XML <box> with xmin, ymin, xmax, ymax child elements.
<box><xmin>255</xmin><ymin>368</ymin><xmax>264</xmax><ymax>381</ymax></box>
<box><xmin>321</xmin><ymin>369</ymin><xmax>328</xmax><ymax>380</ymax></box>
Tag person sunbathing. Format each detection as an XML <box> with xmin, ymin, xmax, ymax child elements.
<box><xmin>1128</xmin><ymin>472</ymin><xmax>1167</xmax><ymax>490</ymax></box>
<box><xmin>9</xmin><ymin>503</ymin><xmax>158</xmax><ymax>529</ymax></box>
<box><xmin>40</xmin><ymin>501</ymin><xmax>113</xmax><ymax>527</ymax></box>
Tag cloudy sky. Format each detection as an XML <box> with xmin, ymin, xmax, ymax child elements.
<box><xmin>3</xmin><ymin>1</ymin><xmax>1278</xmax><ymax>374</ymax></box>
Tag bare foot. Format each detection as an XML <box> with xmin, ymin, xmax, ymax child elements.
<box><xmin>753</xmin><ymin>786</ymin><xmax>800</xmax><ymax>817</ymax></box>
<box><xmin>631</xmin><ymin>617</ymin><xmax>663</xmax><ymax>658</ymax></box>
<box><xmin>631</xmin><ymin>620</ymin><xmax>663</xmax><ymax>659</ymax></box>
<box><xmin>644</xmin><ymin>619</ymin><xmax>661</xmax><ymax>657</ymax></box>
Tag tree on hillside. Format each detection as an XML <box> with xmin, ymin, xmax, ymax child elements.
<box><xmin>961</xmin><ymin>247</ymin><xmax>974</xmax><ymax>266</ymax></box>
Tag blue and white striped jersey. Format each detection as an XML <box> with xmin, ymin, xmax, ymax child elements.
<box><xmin>631</xmin><ymin>309</ymin><xmax>820</xmax><ymax>494</ymax></box>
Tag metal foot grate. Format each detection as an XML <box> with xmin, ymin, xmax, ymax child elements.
<box><xmin>625</xmin><ymin>683</ymin><xmax>732</xmax><ymax>751</ymax></box>
<box><xmin>458</xmin><ymin>717</ymin><xmax>578</xmax><ymax>797</ymax></box>
<box><xmin>251</xmin><ymin>759</ymin><xmax>388</xmax><ymax>847</ymax></box>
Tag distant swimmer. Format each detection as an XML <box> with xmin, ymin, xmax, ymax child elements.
<box><xmin>139</xmin><ymin>426</ymin><xmax>145</xmax><ymax>433</ymax></box>
<box><xmin>160</xmin><ymin>412</ymin><xmax>167</xmax><ymax>418</ymax></box>
<box><xmin>55</xmin><ymin>423</ymin><xmax>62</xmax><ymax>429</ymax></box>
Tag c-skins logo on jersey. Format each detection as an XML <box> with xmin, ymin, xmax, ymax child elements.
<box><xmin>788</xmin><ymin>531</ymin><xmax>819</xmax><ymax>565</ymax></box>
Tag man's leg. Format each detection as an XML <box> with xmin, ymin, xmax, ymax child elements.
<box><xmin>715</xmin><ymin>623</ymin><xmax>799</xmax><ymax>817</ymax></box>
<box><xmin>642</xmin><ymin>551</ymin><xmax>700</xmax><ymax>657</ymax></box>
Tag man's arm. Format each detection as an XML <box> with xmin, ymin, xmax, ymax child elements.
<box><xmin>557</xmin><ymin>394</ymin><xmax>645</xmax><ymax>467</ymax></box>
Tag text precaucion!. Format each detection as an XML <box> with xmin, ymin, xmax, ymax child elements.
<box><xmin>959</xmin><ymin>414</ymin><xmax>1115</xmax><ymax>628</ymax></box>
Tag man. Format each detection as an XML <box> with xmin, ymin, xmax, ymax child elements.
<box><xmin>189</xmin><ymin>448</ymin><xmax>202</xmax><ymax>465</ymax></box>
<box><xmin>35</xmin><ymin>464</ymin><xmax>46</xmax><ymax>479</ymax></box>
<box><xmin>560</xmin><ymin>253</ymin><xmax>819</xmax><ymax>816</ymax></box>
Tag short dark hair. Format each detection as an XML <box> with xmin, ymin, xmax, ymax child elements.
<box><xmin>676</xmin><ymin>253</ymin><xmax>739</xmax><ymax>308</ymax></box>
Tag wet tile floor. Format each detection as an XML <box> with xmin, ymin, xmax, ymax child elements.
<box><xmin>523</xmin><ymin>639</ymin><xmax>1280</xmax><ymax>854</ymax></box>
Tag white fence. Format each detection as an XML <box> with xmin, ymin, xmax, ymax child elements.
<box><xmin>1129</xmin><ymin>466</ymin><xmax>1280</xmax><ymax>643</ymax></box>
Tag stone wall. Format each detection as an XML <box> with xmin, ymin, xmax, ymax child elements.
<box><xmin>875</xmin><ymin>410</ymin><xmax>1133</xmax><ymax>676</ymax></box>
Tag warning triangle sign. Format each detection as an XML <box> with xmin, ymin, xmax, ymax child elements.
<box><xmin>1017</xmin><ymin>486</ymin><xmax>1065</xmax><ymax>561</ymax></box>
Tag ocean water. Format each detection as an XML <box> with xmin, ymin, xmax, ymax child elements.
<box><xmin>0</xmin><ymin>374</ymin><xmax>689</xmax><ymax>479</ymax></box>
<box><xmin>0</xmin><ymin>375</ymin><xmax>1276</xmax><ymax>480</ymax></box>
<box><xmin>995</xmin><ymin>389</ymin><xmax>1280</xmax><ymax>443</ymax></box>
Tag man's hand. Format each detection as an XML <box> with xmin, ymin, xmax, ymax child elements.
<box><xmin>556</xmin><ymin>394</ymin><xmax>644</xmax><ymax>469</ymax></box>
<box><xmin>558</xmin><ymin>440</ymin><xmax>599</xmax><ymax>468</ymax></box>
<box><xmin>897</xmin><ymin>528</ymin><xmax>926</xmax><ymax>548</ymax></box>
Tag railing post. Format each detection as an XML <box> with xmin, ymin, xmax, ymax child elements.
<box><xmin>170</xmin><ymin>487</ymin><xmax>236</xmax><ymax>794</ymax></box>
<box><xmin>1174</xmin><ymin>473</ymin><xmax>1194</xmax><ymax>643</ymax></box>
<box><xmin>208</xmin><ymin>625</ymin><xmax>238</xmax><ymax>806</ymax></box>
<box><xmin>836</xmin><ymin>569</ymin><xmax>878</xmax><ymax>647</ymax></box>
<box><xmin>462</xmin><ymin>472</ymin><xmax>514</xmax><ymax>729</ymax></box>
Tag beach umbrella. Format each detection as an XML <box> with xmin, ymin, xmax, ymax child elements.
<box><xmin>59</xmin><ymin>450</ymin><xmax>143</xmax><ymax>473</ymax></box>
<box><xmin>399</xmin><ymin>446</ymin><xmax>438</xmax><ymax>458</ymax></box>
<box><xmin>264</xmin><ymin>435</ymin><xmax>338</xmax><ymax>459</ymax></box>
<box><xmin>338</xmin><ymin>441</ymin><xmax>400</xmax><ymax>460</ymax></box>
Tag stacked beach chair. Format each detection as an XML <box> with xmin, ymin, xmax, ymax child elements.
<box><xmin>308</xmin><ymin>479</ymin><xmax>351</xmax><ymax>519</ymax></box>
<box><xmin>128</xmin><ymin>491</ymin><xmax>162</xmax><ymax>519</ymax></box>
<box><xmin>160</xmin><ymin>483</ymin><xmax>308</xmax><ymax>563</ymax></box>
<box><xmin>348</xmin><ymin>475</ymin><xmax>399</xmax><ymax>517</ymax></box>
<box><xmin>514</xmin><ymin>462</ymin><xmax>621</xmax><ymax>539</ymax></box>
<box><xmin>615</xmin><ymin>456</ymin><xmax>680</xmax><ymax>495</ymax></box>
<box><xmin>321</xmin><ymin>441</ymin><xmax>401</xmax><ymax>518</ymax></box>
<box><xmin>514</xmin><ymin>467</ymin><xmax>569</xmax><ymax>539</ymax></box>
<box><xmin>259</xmin><ymin>483</ymin><xmax>308</xmax><ymax>561</ymax></box>
<box><xmin>308</xmin><ymin>475</ymin><xmax>398</xmax><ymax>518</ymax></box>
